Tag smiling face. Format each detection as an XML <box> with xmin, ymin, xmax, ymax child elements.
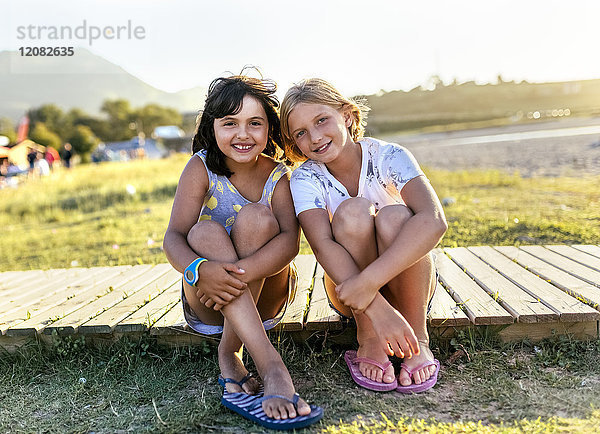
<box><xmin>287</xmin><ymin>102</ymin><xmax>353</xmax><ymax>164</ymax></box>
<box><xmin>213</xmin><ymin>95</ymin><xmax>269</xmax><ymax>166</ymax></box>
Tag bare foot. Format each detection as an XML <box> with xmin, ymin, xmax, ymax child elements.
<box><xmin>218</xmin><ymin>347</ymin><xmax>260</xmax><ymax>394</ymax></box>
<box><xmin>355</xmin><ymin>316</ymin><xmax>395</xmax><ymax>383</ymax></box>
<box><xmin>261</xmin><ymin>361</ymin><xmax>311</xmax><ymax>420</ymax></box>
<box><xmin>398</xmin><ymin>340</ymin><xmax>437</xmax><ymax>386</ymax></box>
<box><xmin>364</xmin><ymin>294</ymin><xmax>419</xmax><ymax>359</ymax></box>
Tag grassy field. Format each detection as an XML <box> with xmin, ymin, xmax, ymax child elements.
<box><xmin>1</xmin><ymin>155</ymin><xmax>600</xmax><ymax>433</ymax></box>
<box><xmin>1</xmin><ymin>154</ymin><xmax>599</xmax><ymax>271</ymax></box>
<box><xmin>1</xmin><ymin>334</ymin><xmax>599</xmax><ymax>433</ymax></box>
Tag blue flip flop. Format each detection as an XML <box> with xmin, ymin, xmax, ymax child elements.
<box><xmin>218</xmin><ymin>373</ymin><xmax>256</xmax><ymax>392</ymax></box>
<box><xmin>220</xmin><ymin>389</ymin><xmax>324</xmax><ymax>430</ymax></box>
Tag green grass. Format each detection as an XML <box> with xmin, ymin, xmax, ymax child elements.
<box><xmin>1</xmin><ymin>335</ymin><xmax>599</xmax><ymax>433</ymax></box>
<box><xmin>1</xmin><ymin>156</ymin><xmax>599</xmax><ymax>271</ymax></box>
<box><xmin>429</xmin><ymin>169</ymin><xmax>600</xmax><ymax>247</ymax></box>
<box><xmin>1</xmin><ymin>156</ymin><xmax>185</xmax><ymax>271</ymax></box>
<box><xmin>2</xmin><ymin>155</ymin><xmax>600</xmax><ymax>432</ymax></box>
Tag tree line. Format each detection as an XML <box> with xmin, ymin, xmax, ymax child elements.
<box><xmin>0</xmin><ymin>100</ymin><xmax>183</xmax><ymax>160</ymax></box>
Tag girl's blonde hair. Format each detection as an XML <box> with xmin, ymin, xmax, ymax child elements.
<box><xmin>280</xmin><ymin>78</ymin><xmax>370</xmax><ymax>163</ymax></box>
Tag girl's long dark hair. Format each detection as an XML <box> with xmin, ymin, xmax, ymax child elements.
<box><xmin>192</xmin><ymin>75</ymin><xmax>285</xmax><ymax>177</ymax></box>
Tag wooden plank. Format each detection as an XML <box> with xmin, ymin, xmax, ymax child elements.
<box><xmin>520</xmin><ymin>245</ymin><xmax>600</xmax><ymax>287</ymax></box>
<box><xmin>498</xmin><ymin>321</ymin><xmax>598</xmax><ymax>342</ymax></box>
<box><xmin>80</xmin><ymin>267</ymin><xmax>181</xmax><ymax>334</ymax></box>
<box><xmin>150</xmin><ymin>301</ymin><xmax>187</xmax><ymax>335</ymax></box>
<box><xmin>0</xmin><ymin>270</ymin><xmax>48</xmax><ymax>288</ymax></box>
<box><xmin>428</xmin><ymin>282</ymin><xmax>470</xmax><ymax>327</ymax></box>
<box><xmin>468</xmin><ymin>246</ymin><xmax>599</xmax><ymax>322</ymax></box>
<box><xmin>305</xmin><ymin>265</ymin><xmax>342</xmax><ymax>330</ymax></box>
<box><xmin>5</xmin><ymin>266</ymin><xmax>134</xmax><ymax>336</ymax></box>
<box><xmin>436</xmin><ymin>251</ymin><xmax>513</xmax><ymax>325</ymax></box>
<box><xmin>0</xmin><ymin>335</ymin><xmax>32</xmax><ymax>353</ymax></box>
<box><xmin>0</xmin><ymin>270</ymin><xmax>29</xmax><ymax>283</ymax></box>
<box><xmin>1</xmin><ymin>268</ymin><xmax>76</xmax><ymax>294</ymax></box>
<box><xmin>112</xmin><ymin>279</ymin><xmax>181</xmax><ymax>333</ymax></box>
<box><xmin>0</xmin><ymin>267</ymin><xmax>105</xmax><ymax>312</ymax></box>
<box><xmin>0</xmin><ymin>269</ymin><xmax>71</xmax><ymax>300</ymax></box>
<box><xmin>446</xmin><ymin>248</ymin><xmax>557</xmax><ymax>323</ymax></box>
<box><xmin>572</xmin><ymin>245</ymin><xmax>600</xmax><ymax>259</ymax></box>
<box><xmin>495</xmin><ymin>246</ymin><xmax>600</xmax><ymax>310</ymax></box>
<box><xmin>277</xmin><ymin>255</ymin><xmax>316</xmax><ymax>331</ymax></box>
<box><xmin>146</xmin><ymin>256</ymin><xmax>315</xmax><ymax>335</ymax></box>
<box><xmin>0</xmin><ymin>266</ymin><xmax>124</xmax><ymax>335</ymax></box>
<box><xmin>545</xmin><ymin>245</ymin><xmax>600</xmax><ymax>273</ymax></box>
<box><xmin>44</xmin><ymin>264</ymin><xmax>166</xmax><ymax>335</ymax></box>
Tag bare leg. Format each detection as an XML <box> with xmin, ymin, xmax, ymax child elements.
<box><xmin>188</xmin><ymin>205</ymin><xmax>310</xmax><ymax>419</ymax></box>
<box><xmin>229</xmin><ymin>204</ymin><xmax>309</xmax><ymax>419</ymax></box>
<box><xmin>375</xmin><ymin>205</ymin><xmax>437</xmax><ymax>386</ymax></box>
<box><xmin>324</xmin><ymin>198</ymin><xmax>396</xmax><ymax>384</ymax></box>
<box><xmin>230</xmin><ymin>203</ymin><xmax>289</xmax><ymax>320</ymax></box>
<box><xmin>185</xmin><ymin>220</ymin><xmax>260</xmax><ymax>395</ymax></box>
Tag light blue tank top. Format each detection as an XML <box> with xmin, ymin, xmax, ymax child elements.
<box><xmin>195</xmin><ymin>150</ymin><xmax>289</xmax><ymax>233</ymax></box>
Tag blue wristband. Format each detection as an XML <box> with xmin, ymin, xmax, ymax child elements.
<box><xmin>184</xmin><ymin>257</ymin><xmax>207</xmax><ymax>286</ymax></box>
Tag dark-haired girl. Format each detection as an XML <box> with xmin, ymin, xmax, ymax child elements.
<box><xmin>164</xmin><ymin>75</ymin><xmax>321</xmax><ymax>426</ymax></box>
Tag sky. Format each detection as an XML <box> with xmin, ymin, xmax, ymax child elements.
<box><xmin>2</xmin><ymin>0</ymin><xmax>600</xmax><ymax>97</ymax></box>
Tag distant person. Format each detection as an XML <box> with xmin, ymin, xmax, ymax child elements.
<box><xmin>36</xmin><ymin>152</ymin><xmax>50</xmax><ymax>176</ymax></box>
<box><xmin>0</xmin><ymin>159</ymin><xmax>7</xmax><ymax>187</ymax></box>
<box><xmin>280</xmin><ymin>78</ymin><xmax>447</xmax><ymax>393</ymax></box>
<box><xmin>27</xmin><ymin>148</ymin><xmax>37</xmax><ymax>176</ymax></box>
<box><xmin>45</xmin><ymin>148</ymin><xmax>59</xmax><ymax>171</ymax></box>
<box><xmin>0</xmin><ymin>159</ymin><xmax>8</xmax><ymax>177</ymax></box>
<box><xmin>61</xmin><ymin>143</ymin><xmax>73</xmax><ymax>169</ymax></box>
<box><xmin>163</xmin><ymin>74</ymin><xmax>322</xmax><ymax>430</ymax></box>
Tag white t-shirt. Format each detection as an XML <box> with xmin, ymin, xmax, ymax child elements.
<box><xmin>290</xmin><ymin>137</ymin><xmax>425</xmax><ymax>219</ymax></box>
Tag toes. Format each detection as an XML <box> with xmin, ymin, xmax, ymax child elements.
<box><xmin>360</xmin><ymin>364</ymin><xmax>376</xmax><ymax>381</ymax></box>
<box><xmin>359</xmin><ymin>364</ymin><xmax>367</xmax><ymax>379</ymax></box>
<box><xmin>383</xmin><ymin>366</ymin><xmax>395</xmax><ymax>383</ymax></box>
<box><xmin>264</xmin><ymin>403</ymin><xmax>281</xmax><ymax>420</ymax></box>
<box><xmin>413</xmin><ymin>365</ymin><xmax>435</xmax><ymax>384</ymax></box>
<box><xmin>242</xmin><ymin>378</ymin><xmax>260</xmax><ymax>394</ymax></box>
<box><xmin>398</xmin><ymin>369</ymin><xmax>412</xmax><ymax>386</ymax></box>
<box><xmin>368</xmin><ymin>367</ymin><xmax>377</xmax><ymax>381</ymax></box>
<box><xmin>264</xmin><ymin>399</ymin><xmax>306</xmax><ymax>420</ymax></box>
<box><xmin>413</xmin><ymin>370</ymin><xmax>423</xmax><ymax>385</ymax></box>
<box><xmin>297</xmin><ymin>399</ymin><xmax>311</xmax><ymax>416</ymax></box>
<box><xmin>284</xmin><ymin>402</ymin><xmax>296</xmax><ymax>419</ymax></box>
<box><xmin>360</xmin><ymin>362</ymin><xmax>390</xmax><ymax>382</ymax></box>
<box><xmin>225</xmin><ymin>384</ymin><xmax>243</xmax><ymax>393</ymax></box>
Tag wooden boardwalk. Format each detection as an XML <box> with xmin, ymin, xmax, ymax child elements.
<box><xmin>1</xmin><ymin>245</ymin><xmax>599</xmax><ymax>351</ymax></box>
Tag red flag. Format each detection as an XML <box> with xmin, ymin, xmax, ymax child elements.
<box><xmin>17</xmin><ymin>115</ymin><xmax>29</xmax><ymax>143</ymax></box>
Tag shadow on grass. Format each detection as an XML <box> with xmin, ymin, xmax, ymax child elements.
<box><xmin>1</xmin><ymin>332</ymin><xmax>599</xmax><ymax>433</ymax></box>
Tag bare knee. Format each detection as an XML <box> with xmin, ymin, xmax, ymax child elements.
<box><xmin>187</xmin><ymin>220</ymin><xmax>229</xmax><ymax>254</ymax></box>
<box><xmin>375</xmin><ymin>205</ymin><xmax>413</xmax><ymax>244</ymax></box>
<box><xmin>332</xmin><ymin>197</ymin><xmax>375</xmax><ymax>241</ymax></box>
<box><xmin>230</xmin><ymin>203</ymin><xmax>279</xmax><ymax>248</ymax></box>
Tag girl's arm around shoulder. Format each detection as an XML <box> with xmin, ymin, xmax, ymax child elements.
<box><xmin>163</xmin><ymin>155</ymin><xmax>210</xmax><ymax>273</ymax></box>
<box><xmin>235</xmin><ymin>172</ymin><xmax>301</xmax><ymax>282</ymax></box>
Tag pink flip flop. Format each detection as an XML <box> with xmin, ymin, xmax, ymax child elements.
<box><xmin>344</xmin><ymin>350</ymin><xmax>398</xmax><ymax>392</ymax></box>
<box><xmin>395</xmin><ymin>359</ymin><xmax>440</xmax><ymax>394</ymax></box>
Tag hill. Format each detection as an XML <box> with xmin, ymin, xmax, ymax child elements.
<box><xmin>365</xmin><ymin>78</ymin><xmax>600</xmax><ymax>133</ymax></box>
<box><xmin>2</xmin><ymin>48</ymin><xmax>599</xmax><ymax>133</ymax></box>
<box><xmin>0</xmin><ymin>48</ymin><xmax>205</xmax><ymax>120</ymax></box>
